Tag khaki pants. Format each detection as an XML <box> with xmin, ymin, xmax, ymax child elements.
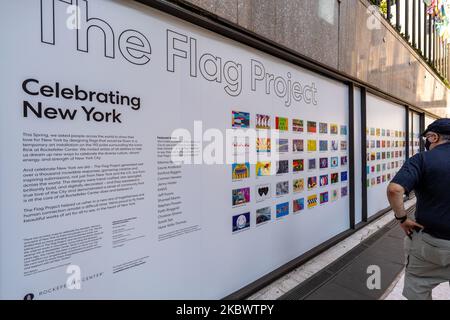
<box><xmin>403</xmin><ymin>231</ymin><xmax>450</xmax><ymax>300</ymax></box>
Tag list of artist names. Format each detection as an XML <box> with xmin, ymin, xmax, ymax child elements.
<box><xmin>156</xmin><ymin>137</ymin><xmax>200</xmax><ymax>241</ymax></box>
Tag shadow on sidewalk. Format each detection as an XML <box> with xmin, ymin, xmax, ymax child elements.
<box><xmin>279</xmin><ymin>209</ymin><xmax>412</xmax><ymax>300</ymax></box>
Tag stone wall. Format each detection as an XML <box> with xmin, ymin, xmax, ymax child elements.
<box><xmin>175</xmin><ymin>0</ymin><xmax>449</xmax><ymax>117</ymax></box>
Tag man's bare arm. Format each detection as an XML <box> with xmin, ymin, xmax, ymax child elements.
<box><xmin>387</xmin><ymin>182</ymin><xmax>407</xmax><ymax>218</ymax></box>
<box><xmin>387</xmin><ymin>182</ymin><xmax>424</xmax><ymax>236</ymax></box>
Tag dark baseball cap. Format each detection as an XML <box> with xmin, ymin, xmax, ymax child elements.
<box><xmin>422</xmin><ymin>118</ymin><xmax>450</xmax><ymax>136</ymax></box>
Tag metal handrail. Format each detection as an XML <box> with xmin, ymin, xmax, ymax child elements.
<box><xmin>370</xmin><ymin>0</ymin><xmax>449</xmax><ymax>85</ymax></box>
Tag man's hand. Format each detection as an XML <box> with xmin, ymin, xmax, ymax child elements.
<box><xmin>400</xmin><ymin>219</ymin><xmax>424</xmax><ymax>238</ymax></box>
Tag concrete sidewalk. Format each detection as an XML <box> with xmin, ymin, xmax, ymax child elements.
<box><xmin>249</xmin><ymin>199</ymin><xmax>418</xmax><ymax>300</ymax></box>
<box><xmin>279</xmin><ymin>214</ymin><xmax>406</xmax><ymax>299</ymax></box>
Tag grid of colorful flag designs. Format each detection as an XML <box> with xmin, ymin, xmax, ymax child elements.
<box><xmin>366</xmin><ymin>127</ymin><xmax>406</xmax><ymax>188</ymax></box>
<box><xmin>231</xmin><ymin>111</ymin><xmax>350</xmax><ymax>233</ymax></box>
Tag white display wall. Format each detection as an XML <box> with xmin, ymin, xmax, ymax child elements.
<box><xmin>0</xmin><ymin>0</ymin><xmax>351</xmax><ymax>299</ymax></box>
<box><xmin>366</xmin><ymin>94</ymin><xmax>406</xmax><ymax>218</ymax></box>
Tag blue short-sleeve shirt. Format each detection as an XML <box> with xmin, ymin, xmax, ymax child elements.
<box><xmin>391</xmin><ymin>143</ymin><xmax>450</xmax><ymax>240</ymax></box>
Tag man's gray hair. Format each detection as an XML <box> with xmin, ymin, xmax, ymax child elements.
<box><xmin>440</xmin><ymin>134</ymin><xmax>450</xmax><ymax>141</ymax></box>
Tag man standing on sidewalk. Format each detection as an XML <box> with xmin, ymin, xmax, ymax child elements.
<box><xmin>387</xmin><ymin>118</ymin><xmax>450</xmax><ymax>300</ymax></box>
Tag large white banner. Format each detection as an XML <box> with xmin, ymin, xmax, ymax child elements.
<box><xmin>0</xmin><ymin>0</ymin><xmax>350</xmax><ymax>299</ymax></box>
